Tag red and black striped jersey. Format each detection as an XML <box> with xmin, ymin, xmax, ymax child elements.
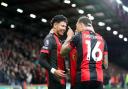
<box><xmin>71</xmin><ymin>30</ymin><xmax>108</xmax><ymax>83</ymax></box>
<box><xmin>69</xmin><ymin>48</ymin><xmax>77</xmax><ymax>88</ymax></box>
<box><xmin>40</xmin><ymin>33</ymin><xmax>65</xmax><ymax>85</ymax></box>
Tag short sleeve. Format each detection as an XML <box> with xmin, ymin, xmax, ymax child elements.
<box><xmin>40</xmin><ymin>37</ymin><xmax>52</xmax><ymax>54</ymax></box>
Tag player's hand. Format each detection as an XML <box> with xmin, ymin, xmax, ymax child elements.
<box><xmin>67</xmin><ymin>26</ymin><xmax>74</xmax><ymax>38</ymax></box>
<box><xmin>54</xmin><ymin>69</ymin><xmax>66</xmax><ymax>79</ymax></box>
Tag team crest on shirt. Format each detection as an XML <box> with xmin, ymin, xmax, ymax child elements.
<box><xmin>42</xmin><ymin>40</ymin><xmax>49</xmax><ymax>49</ymax></box>
<box><xmin>44</xmin><ymin>40</ymin><xmax>49</xmax><ymax>46</ymax></box>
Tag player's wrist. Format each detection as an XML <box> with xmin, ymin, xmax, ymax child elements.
<box><xmin>66</xmin><ymin>36</ymin><xmax>72</xmax><ymax>42</ymax></box>
<box><xmin>50</xmin><ymin>68</ymin><xmax>56</xmax><ymax>74</ymax></box>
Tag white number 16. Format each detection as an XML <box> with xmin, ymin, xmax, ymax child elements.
<box><xmin>85</xmin><ymin>40</ymin><xmax>103</xmax><ymax>61</ymax></box>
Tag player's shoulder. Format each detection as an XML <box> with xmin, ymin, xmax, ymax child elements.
<box><xmin>95</xmin><ymin>33</ymin><xmax>107</xmax><ymax>43</ymax></box>
<box><xmin>44</xmin><ymin>33</ymin><xmax>54</xmax><ymax>40</ymax></box>
<box><xmin>96</xmin><ymin>33</ymin><xmax>103</xmax><ymax>38</ymax></box>
<box><xmin>42</xmin><ymin>33</ymin><xmax>55</xmax><ymax>46</ymax></box>
<box><xmin>42</xmin><ymin>33</ymin><xmax>55</xmax><ymax>45</ymax></box>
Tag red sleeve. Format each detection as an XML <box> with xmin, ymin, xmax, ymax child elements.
<box><xmin>40</xmin><ymin>49</ymin><xmax>49</xmax><ymax>54</ymax></box>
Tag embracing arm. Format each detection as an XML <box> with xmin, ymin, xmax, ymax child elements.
<box><xmin>60</xmin><ymin>28</ymin><xmax>74</xmax><ymax>56</ymax></box>
<box><xmin>60</xmin><ymin>37</ymin><xmax>72</xmax><ymax>56</ymax></box>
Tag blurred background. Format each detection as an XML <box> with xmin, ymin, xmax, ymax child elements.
<box><xmin>0</xmin><ymin>0</ymin><xmax>128</xmax><ymax>89</ymax></box>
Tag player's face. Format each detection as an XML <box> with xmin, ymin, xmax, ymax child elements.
<box><xmin>56</xmin><ymin>21</ymin><xmax>67</xmax><ymax>36</ymax></box>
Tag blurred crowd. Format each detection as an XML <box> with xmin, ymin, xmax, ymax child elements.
<box><xmin>0</xmin><ymin>29</ymin><xmax>46</xmax><ymax>85</ymax></box>
<box><xmin>104</xmin><ymin>64</ymin><xmax>128</xmax><ymax>89</ymax></box>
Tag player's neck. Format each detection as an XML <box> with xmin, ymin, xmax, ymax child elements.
<box><xmin>53</xmin><ymin>29</ymin><xmax>60</xmax><ymax>38</ymax></box>
<box><xmin>49</xmin><ymin>29</ymin><xmax>54</xmax><ymax>33</ymax></box>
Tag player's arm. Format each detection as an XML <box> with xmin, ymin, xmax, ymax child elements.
<box><xmin>39</xmin><ymin>45</ymin><xmax>56</xmax><ymax>74</ymax></box>
<box><xmin>60</xmin><ymin>28</ymin><xmax>74</xmax><ymax>56</ymax></box>
<box><xmin>60</xmin><ymin>39</ymin><xmax>72</xmax><ymax>56</ymax></box>
<box><xmin>39</xmin><ymin>53</ymin><xmax>52</xmax><ymax>71</ymax></box>
<box><xmin>39</xmin><ymin>53</ymin><xmax>66</xmax><ymax>77</ymax></box>
<box><xmin>102</xmin><ymin>42</ymin><xmax>108</xmax><ymax>69</ymax></box>
<box><xmin>102</xmin><ymin>53</ymin><xmax>108</xmax><ymax>69</ymax></box>
<box><xmin>39</xmin><ymin>37</ymin><xmax>66</xmax><ymax>77</ymax></box>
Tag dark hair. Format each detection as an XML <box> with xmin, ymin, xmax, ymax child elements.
<box><xmin>50</xmin><ymin>15</ymin><xmax>68</xmax><ymax>27</ymax></box>
<box><xmin>78</xmin><ymin>16</ymin><xmax>92</xmax><ymax>26</ymax></box>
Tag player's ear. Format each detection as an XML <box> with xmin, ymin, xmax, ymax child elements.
<box><xmin>53</xmin><ymin>23</ymin><xmax>58</xmax><ymax>28</ymax></box>
<box><xmin>81</xmin><ymin>23</ymin><xmax>85</xmax><ymax>27</ymax></box>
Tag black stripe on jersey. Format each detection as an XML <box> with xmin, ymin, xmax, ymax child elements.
<box><xmin>49</xmin><ymin>34</ymin><xmax>58</xmax><ymax>69</ymax></box>
<box><xmin>76</xmin><ymin>33</ymin><xmax>83</xmax><ymax>83</ymax></box>
<box><xmin>49</xmin><ymin>48</ymin><xmax>58</xmax><ymax>69</ymax></box>
<box><xmin>89</xmin><ymin>32</ymin><xmax>97</xmax><ymax>81</ymax></box>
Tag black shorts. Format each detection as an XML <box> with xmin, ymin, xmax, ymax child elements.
<box><xmin>75</xmin><ymin>81</ymin><xmax>103</xmax><ymax>89</ymax></box>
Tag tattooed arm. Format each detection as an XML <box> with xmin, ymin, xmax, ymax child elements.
<box><xmin>60</xmin><ymin>28</ymin><xmax>74</xmax><ymax>56</ymax></box>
